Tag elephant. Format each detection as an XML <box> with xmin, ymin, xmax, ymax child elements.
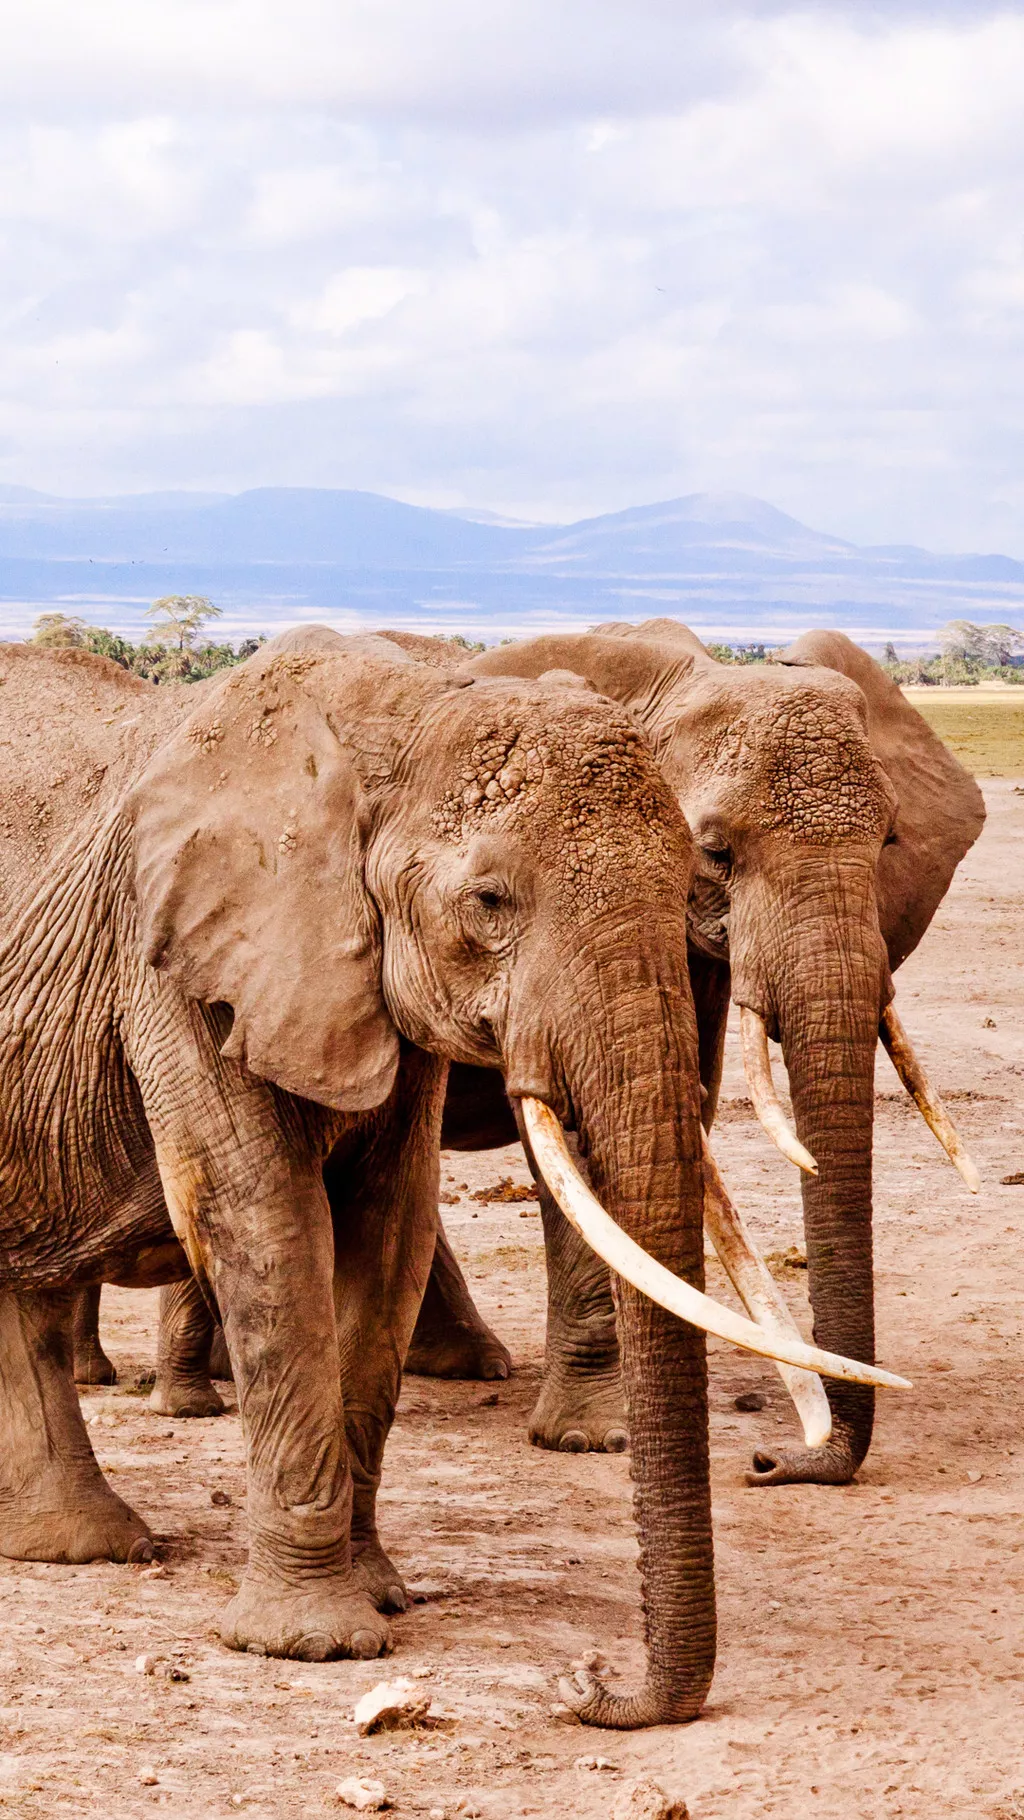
<box><xmin>0</xmin><ymin>627</ymin><xmax>888</xmax><ymax>1727</ymax></box>
<box><xmin>76</xmin><ymin>619</ymin><xmax>979</xmax><ymax>1497</ymax></box>
<box><xmin>408</xmin><ymin>620</ymin><xmax>983</xmax><ymax>1488</ymax></box>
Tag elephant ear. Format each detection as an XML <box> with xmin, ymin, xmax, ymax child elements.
<box><xmin>778</xmin><ymin>631</ymin><xmax>986</xmax><ymax>968</ymax></box>
<box><xmin>128</xmin><ymin>648</ymin><xmax>400</xmax><ymax>1112</ymax></box>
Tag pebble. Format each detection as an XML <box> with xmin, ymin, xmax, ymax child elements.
<box><xmin>967</xmin><ymin>1470</ymin><xmax>983</xmax><ymax>1483</ymax></box>
<box><xmin>137</xmin><ymin>1767</ymin><xmax>159</xmax><ymax>1787</ymax></box>
<box><xmin>211</xmin><ymin>1489</ymin><xmax>232</xmax><ymax>1506</ymax></box>
<box><xmin>135</xmin><ymin>1654</ymin><xmax>157</xmax><ymax>1676</ymax></box>
<box><xmin>613</xmin><ymin>1778</ymin><xmax>690</xmax><ymax>1820</ymax></box>
<box><xmin>137</xmin><ymin>1564</ymin><xmax>167</xmax><ymax>1582</ymax></box>
<box><xmin>575</xmin><ymin>1754</ymin><xmax>618</xmax><ymax>1771</ymax></box>
<box><xmin>734</xmin><ymin>1391</ymin><xmax>767</xmax><ymax>1412</ymax></box>
<box><xmin>474</xmin><ymin>1391</ymin><xmax>500</xmax><ymax>1408</ymax></box>
<box><xmin>353</xmin><ymin>1678</ymin><xmax>431</xmax><ymax>1735</ymax></box>
<box><xmin>335</xmin><ymin>1778</ymin><xmax>387</xmax><ymax>1812</ymax></box>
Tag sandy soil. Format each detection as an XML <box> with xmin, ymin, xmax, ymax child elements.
<box><xmin>1</xmin><ymin>780</ymin><xmax>1022</xmax><ymax>1820</ymax></box>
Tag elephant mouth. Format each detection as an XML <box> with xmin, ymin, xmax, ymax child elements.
<box><xmin>736</xmin><ymin>1002</ymin><xmax>981</xmax><ymax>1194</ymax></box>
<box><xmin>519</xmin><ymin>1095</ymin><xmax>912</xmax><ymax>1422</ymax></box>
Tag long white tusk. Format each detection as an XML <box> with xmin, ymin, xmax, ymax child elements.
<box><xmin>520</xmin><ymin>1096</ymin><xmax>911</xmax><ymax>1392</ymax></box>
<box><xmin>880</xmin><ymin>1003</ymin><xmax>981</xmax><ymax>1194</ymax></box>
<box><xmin>701</xmin><ymin>1134</ymin><xmax>832</xmax><ymax>1448</ymax></box>
<box><xmin>739</xmin><ymin>1008</ymin><xmax>818</xmax><ymax>1176</ymax></box>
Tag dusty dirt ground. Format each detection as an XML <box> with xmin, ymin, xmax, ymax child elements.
<box><xmin>1</xmin><ymin>780</ymin><xmax>1023</xmax><ymax>1820</ymax></box>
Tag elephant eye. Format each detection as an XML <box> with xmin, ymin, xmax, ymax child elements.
<box><xmin>700</xmin><ymin>842</ymin><xmax>732</xmax><ymax>877</ymax></box>
<box><xmin>469</xmin><ymin>881</ymin><xmax>508</xmax><ymax>911</ymax></box>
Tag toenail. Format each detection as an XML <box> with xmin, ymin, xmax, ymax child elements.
<box><xmin>602</xmin><ymin>1428</ymin><xmax>629</xmax><ymax>1453</ymax></box>
<box><xmin>297</xmin><ymin>1632</ymin><xmax>334</xmax><ymax>1660</ymax></box>
<box><xmin>127</xmin><ymin>1538</ymin><xmax>154</xmax><ymax>1564</ymax></box>
<box><xmin>492</xmin><ymin>1359</ymin><xmax>510</xmax><ymax>1380</ymax></box>
<box><xmin>558</xmin><ymin>1430</ymin><xmax>589</xmax><ymax>1453</ymax></box>
<box><xmin>350</xmin><ymin>1629</ymin><xmax>383</xmax><ymax>1659</ymax></box>
<box><xmin>387</xmin><ymin>1585</ymin><xmax>408</xmax><ymax>1613</ymax></box>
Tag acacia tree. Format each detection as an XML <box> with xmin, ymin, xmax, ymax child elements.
<box><xmin>940</xmin><ymin>620</ymin><xmax>1024</xmax><ymax>669</ymax></box>
<box><xmin>145</xmin><ymin>595</ymin><xmax>222</xmax><ymax>653</ymax></box>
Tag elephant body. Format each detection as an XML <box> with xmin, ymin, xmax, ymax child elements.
<box><xmin>0</xmin><ymin>629</ymin><xmax>720</xmax><ymax>1724</ymax></box>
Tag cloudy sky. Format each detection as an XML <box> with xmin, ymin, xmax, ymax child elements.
<box><xmin>2</xmin><ymin>1</ymin><xmax>1023</xmax><ymax>551</ymax></box>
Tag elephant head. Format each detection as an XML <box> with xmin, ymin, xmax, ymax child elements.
<box><xmin>128</xmin><ymin>629</ymin><xmax>891</xmax><ymax>1725</ymax></box>
<box><xmin>466</xmin><ymin>620</ymin><xmax>984</xmax><ymax>1486</ymax></box>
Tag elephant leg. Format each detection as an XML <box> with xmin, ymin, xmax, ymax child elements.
<box><xmin>70</xmin><ymin>1284</ymin><xmax>118</xmax><ymax>1387</ymax></box>
<box><xmin>143</xmin><ymin>1101</ymin><xmax>391</xmax><ymax>1662</ymax></box>
<box><xmin>0</xmin><ymin>1287</ymin><xmax>152</xmax><ymax>1564</ymax></box>
<box><xmin>150</xmin><ymin>1278</ymin><xmax>226</xmax><ymax>1418</ymax></box>
<box><xmin>329</xmin><ymin>1048</ymin><xmax>449</xmax><ymax>1616</ymax></box>
<box><xmin>527</xmin><ymin>1172</ymin><xmax>628</xmax><ymax>1453</ymax></box>
<box><xmin>405</xmin><ymin>1219</ymin><xmax>511</xmax><ymax>1381</ymax></box>
<box><xmin>208</xmin><ymin>1321</ymin><xmax>232</xmax><ymax>1381</ymax></box>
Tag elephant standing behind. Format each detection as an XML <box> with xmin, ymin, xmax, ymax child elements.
<box><xmin>424</xmin><ymin>621</ymin><xmax>982</xmax><ymax>1486</ymax></box>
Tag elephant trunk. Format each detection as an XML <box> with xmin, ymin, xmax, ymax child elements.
<box><xmin>511</xmin><ymin>912</ymin><xmax>715</xmax><ymax>1725</ymax></box>
<box><xmin>734</xmin><ymin>852</ymin><xmax>888</xmax><ymax>1480</ymax></box>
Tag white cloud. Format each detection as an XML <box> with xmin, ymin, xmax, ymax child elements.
<box><xmin>0</xmin><ymin>3</ymin><xmax>1022</xmax><ymax>552</ymax></box>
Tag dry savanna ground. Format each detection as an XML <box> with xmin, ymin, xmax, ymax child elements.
<box><xmin>1</xmin><ymin>705</ymin><xmax>1022</xmax><ymax>1820</ymax></box>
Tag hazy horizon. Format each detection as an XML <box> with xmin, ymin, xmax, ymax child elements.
<box><xmin>2</xmin><ymin>3</ymin><xmax>1023</xmax><ymax>558</ymax></box>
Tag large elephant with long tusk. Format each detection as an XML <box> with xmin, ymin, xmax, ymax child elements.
<box><xmin>0</xmin><ymin>628</ymin><xmax>898</xmax><ymax>1727</ymax></box>
<box><xmin>406</xmin><ymin>622</ymin><xmax>983</xmax><ymax>1486</ymax></box>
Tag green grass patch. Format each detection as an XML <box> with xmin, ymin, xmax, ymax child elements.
<box><xmin>912</xmin><ymin>697</ymin><xmax>1024</xmax><ymax>777</ymax></box>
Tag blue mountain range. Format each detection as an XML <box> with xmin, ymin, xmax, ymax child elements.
<box><xmin>1</xmin><ymin>484</ymin><xmax>1021</xmax><ymax>648</ymax></box>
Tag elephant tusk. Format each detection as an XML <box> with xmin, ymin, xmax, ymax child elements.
<box><xmin>739</xmin><ymin>1007</ymin><xmax>818</xmax><ymax>1176</ymax></box>
<box><xmin>520</xmin><ymin>1096</ymin><xmax>912</xmax><ymax>1392</ymax></box>
<box><xmin>700</xmin><ymin>1134</ymin><xmax>832</xmax><ymax>1448</ymax></box>
<box><xmin>880</xmin><ymin>1003</ymin><xmax>981</xmax><ymax>1194</ymax></box>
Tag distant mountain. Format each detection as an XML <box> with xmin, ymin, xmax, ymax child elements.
<box><xmin>1</xmin><ymin>485</ymin><xmax>1021</xmax><ymax>648</ymax></box>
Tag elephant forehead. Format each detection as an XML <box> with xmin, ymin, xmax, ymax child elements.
<box><xmin>432</xmin><ymin>700</ymin><xmax>687</xmax><ymax>873</ymax></box>
<box><xmin>709</xmin><ymin>693</ymin><xmax>890</xmax><ymax>841</ymax></box>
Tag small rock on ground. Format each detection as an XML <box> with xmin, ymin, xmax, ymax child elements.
<box><xmin>336</xmin><ymin>1777</ymin><xmax>388</xmax><ymax>1812</ymax></box>
<box><xmin>613</xmin><ymin>1777</ymin><xmax>689</xmax><ymax>1820</ymax></box>
<box><xmin>353</xmin><ymin>1678</ymin><xmax>431</xmax><ymax>1735</ymax></box>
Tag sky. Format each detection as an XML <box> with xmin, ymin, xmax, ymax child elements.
<box><xmin>2</xmin><ymin>1</ymin><xmax>1023</xmax><ymax>553</ymax></box>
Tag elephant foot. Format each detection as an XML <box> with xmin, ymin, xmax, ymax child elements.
<box><xmin>149</xmin><ymin>1374</ymin><xmax>225</xmax><ymax>1419</ymax></box>
<box><xmin>405</xmin><ymin>1319</ymin><xmax>511</xmax><ymax>1382</ymax></box>
<box><xmin>528</xmin><ymin>1368</ymin><xmax>629</xmax><ymax>1454</ymax></box>
<box><xmin>73</xmin><ymin>1341</ymin><xmax>118</xmax><ymax>1388</ymax></box>
<box><xmin>220</xmin><ymin>1576</ymin><xmax>392</xmax><ymax>1661</ymax></box>
<box><xmin>745</xmin><ymin>1434</ymin><xmax>858</xmax><ymax>1487</ymax></box>
<box><xmin>0</xmin><ymin>1485</ymin><xmax>153</xmax><ymax>1565</ymax></box>
<box><xmin>352</xmin><ymin>1539</ymin><xmax>409</xmax><ymax>1614</ymax></box>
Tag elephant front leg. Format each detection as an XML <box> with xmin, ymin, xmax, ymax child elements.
<box><xmin>150</xmin><ymin>1278</ymin><xmax>226</xmax><ymax>1418</ymax></box>
<box><xmin>70</xmin><ymin>1284</ymin><xmax>118</xmax><ymax>1386</ymax></box>
<box><xmin>527</xmin><ymin>1174</ymin><xmax>628</xmax><ymax>1454</ymax></box>
<box><xmin>155</xmin><ymin>1143</ymin><xmax>390</xmax><ymax>1663</ymax></box>
<box><xmin>405</xmin><ymin>1219</ymin><xmax>511</xmax><ymax>1381</ymax></box>
<box><xmin>0</xmin><ymin>1288</ymin><xmax>152</xmax><ymax>1564</ymax></box>
<box><xmin>330</xmin><ymin>1049</ymin><xmax>449</xmax><ymax>1615</ymax></box>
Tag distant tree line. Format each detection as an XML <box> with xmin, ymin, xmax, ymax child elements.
<box><xmin>31</xmin><ymin>596</ymin><xmax>263</xmax><ymax>683</ymax></box>
<box><xmin>880</xmin><ymin>621</ymin><xmax>1024</xmax><ymax>685</ymax></box>
<box><xmin>29</xmin><ymin>605</ymin><xmax>1023</xmax><ymax>688</ymax></box>
<box><xmin>705</xmin><ymin>642</ymin><xmax>779</xmax><ymax>665</ymax></box>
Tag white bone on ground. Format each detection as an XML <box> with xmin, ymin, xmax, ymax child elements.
<box><xmin>352</xmin><ymin>1678</ymin><xmax>431</xmax><ymax>1734</ymax></box>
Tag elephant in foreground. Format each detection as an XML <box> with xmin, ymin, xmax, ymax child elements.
<box><xmin>0</xmin><ymin>630</ymin><xmax>886</xmax><ymax>1727</ymax></box>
